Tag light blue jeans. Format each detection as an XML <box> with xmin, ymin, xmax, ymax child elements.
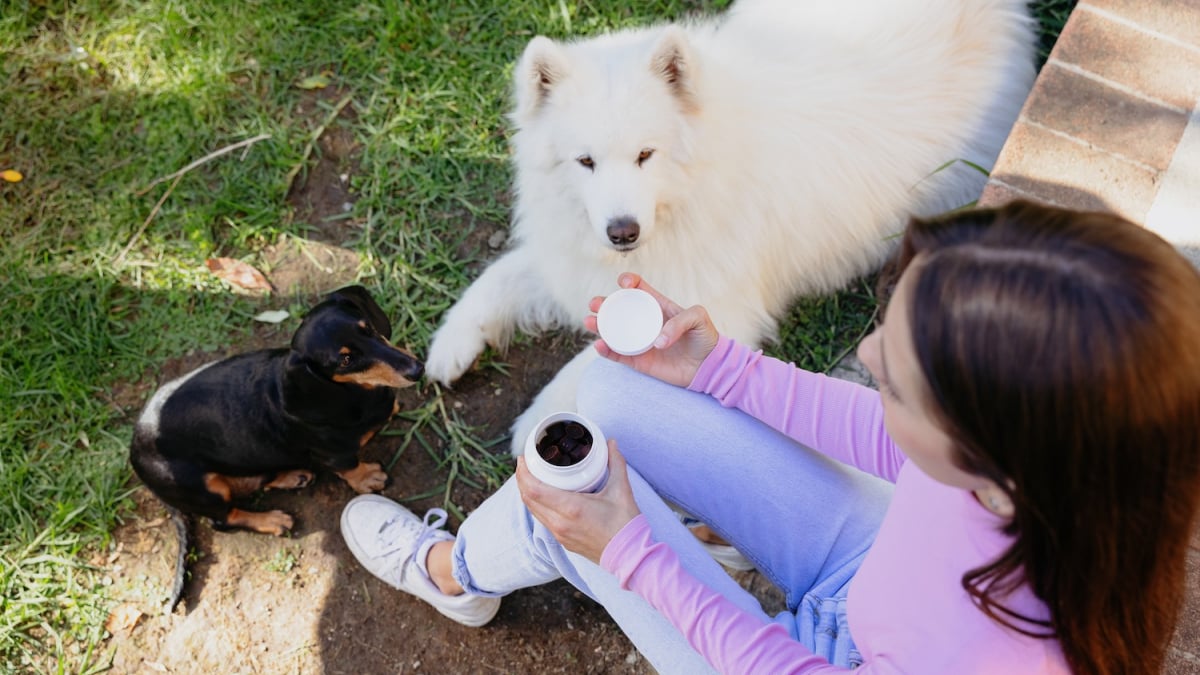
<box><xmin>453</xmin><ymin>358</ymin><xmax>893</xmax><ymax>672</ymax></box>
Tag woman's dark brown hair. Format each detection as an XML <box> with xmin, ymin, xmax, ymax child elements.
<box><xmin>879</xmin><ymin>200</ymin><xmax>1200</xmax><ymax>674</ymax></box>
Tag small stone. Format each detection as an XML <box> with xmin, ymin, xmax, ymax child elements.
<box><xmin>487</xmin><ymin>230</ymin><xmax>508</xmax><ymax>250</ymax></box>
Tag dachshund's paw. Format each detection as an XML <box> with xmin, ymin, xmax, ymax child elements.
<box><xmin>229</xmin><ymin>509</ymin><xmax>294</xmax><ymax>536</ymax></box>
<box><xmin>338</xmin><ymin>462</ymin><xmax>388</xmax><ymax>493</ymax></box>
<box><xmin>265</xmin><ymin>469</ymin><xmax>315</xmax><ymax>490</ymax></box>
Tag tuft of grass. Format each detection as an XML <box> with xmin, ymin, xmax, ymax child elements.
<box><xmin>0</xmin><ymin>0</ymin><xmax>1073</xmax><ymax>669</ymax></box>
<box><xmin>1031</xmin><ymin>0</ymin><xmax>1077</xmax><ymax>66</ymax></box>
<box><xmin>769</xmin><ymin>278</ymin><xmax>881</xmax><ymax>374</ymax></box>
<box><xmin>264</xmin><ymin>547</ymin><xmax>299</xmax><ymax>575</ymax></box>
<box><xmin>383</xmin><ymin>393</ymin><xmax>514</xmax><ymax>521</ymax></box>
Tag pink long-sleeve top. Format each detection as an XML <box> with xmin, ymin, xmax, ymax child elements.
<box><xmin>599</xmin><ymin>336</ymin><xmax>1068</xmax><ymax>674</ymax></box>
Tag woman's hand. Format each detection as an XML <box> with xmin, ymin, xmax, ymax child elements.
<box><xmin>584</xmin><ymin>273</ymin><xmax>720</xmax><ymax>388</ymax></box>
<box><xmin>516</xmin><ymin>440</ymin><xmax>642</xmax><ymax>564</ymax></box>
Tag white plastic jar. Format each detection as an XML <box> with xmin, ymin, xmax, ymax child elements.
<box><xmin>523</xmin><ymin>412</ymin><xmax>609</xmax><ymax>493</ymax></box>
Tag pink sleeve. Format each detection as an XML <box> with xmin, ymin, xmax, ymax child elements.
<box><xmin>601</xmin><ymin>515</ymin><xmax>848</xmax><ymax>675</ymax></box>
<box><xmin>688</xmin><ymin>336</ymin><xmax>905</xmax><ymax>482</ymax></box>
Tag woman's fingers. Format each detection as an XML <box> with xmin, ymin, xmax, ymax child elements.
<box><xmin>656</xmin><ymin>304</ymin><xmax>712</xmax><ymax>350</ymax></box>
<box><xmin>617</xmin><ymin>273</ymin><xmax>684</xmax><ymax>317</ymax></box>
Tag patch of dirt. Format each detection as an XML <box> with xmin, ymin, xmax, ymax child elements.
<box><xmin>285</xmin><ymin>85</ymin><xmax>363</xmax><ymax>246</ymax></box>
<box><xmin>102</xmin><ymin>91</ymin><xmax>786</xmax><ymax>674</ymax></box>
<box><xmin>260</xmin><ymin>237</ymin><xmax>362</xmax><ymax>298</ymax></box>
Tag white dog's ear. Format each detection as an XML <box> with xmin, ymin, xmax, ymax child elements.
<box><xmin>514</xmin><ymin>36</ymin><xmax>570</xmax><ymax>120</ymax></box>
<box><xmin>649</xmin><ymin>26</ymin><xmax>697</xmax><ymax>113</ymax></box>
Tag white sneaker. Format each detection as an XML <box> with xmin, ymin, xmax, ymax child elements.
<box><xmin>678</xmin><ymin>512</ymin><xmax>756</xmax><ymax>572</ymax></box>
<box><xmin>340</xmin><ymin>495</ymin><xmax>501</xmax><ymax>627</ymax></box>
<box><xmin>697</xmin><ymin>538</ymin><xmax>757</xmax><ymax>572</ymax></box>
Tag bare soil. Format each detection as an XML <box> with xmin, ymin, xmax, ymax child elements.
<box><xmin>100</xmin><ymin>89</ymin><xmax>782</xmax><ymax>674</ymax></box>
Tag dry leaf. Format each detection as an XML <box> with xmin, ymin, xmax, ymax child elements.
<box><xmin>296</xmin><ymin>73</ymin><xmax>332</xmax><ymax>90</ymax></box>
<box><xmin>253</xmin><ymin>309</ymin><xmax>290</xmax><ymax>324</ymax></box>
<box><xmin>205</xmin><ymin>257</ymin><xmax>273</xmax><ymax>294</ymax></box>
<box><xmin>1</xmin><ymin>169</ymin><xmax>23</xmax><ymax>183</ymax></box>
<box><xmin>105</xmin><ymin>603</ymin><xmax>144</xmax><ymax>635</ymax></box>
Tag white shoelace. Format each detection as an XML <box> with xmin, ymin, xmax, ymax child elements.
<box><xmin>375</xmin><ymin>507</ymin><xmax>449</xmax><ymax>580</ymax></box>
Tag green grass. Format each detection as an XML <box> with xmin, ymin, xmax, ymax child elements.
<box><xmin>0</xmin><ymin>0</ymin><xmax>1072</xmax><ymax>670</ymax></box>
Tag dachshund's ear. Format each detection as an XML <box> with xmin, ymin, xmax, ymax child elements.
<box><xmin>282</xmin><ymin>353</ymin><xmax>352</xmax><ymax>424</ymax></box>
<box><xmin>327</xmin><ymin>285</ymin><xmax>392</xmax><ymax>339</ymax></box>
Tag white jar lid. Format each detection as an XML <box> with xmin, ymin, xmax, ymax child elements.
<box><xmin>596</xmin><ymin>288</ymin><xmax>663</xmax><ymax>356</ymax></box>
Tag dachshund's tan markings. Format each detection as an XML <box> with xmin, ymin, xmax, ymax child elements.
<box><xmin>334</xmin><ymin>357</ymin><xmax>420</xmax><ymax>389</ymax></box>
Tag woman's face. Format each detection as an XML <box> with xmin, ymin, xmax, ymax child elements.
<box><xmin>857</xmin><ymin>266</ymin><xmax>992</xmax><ymax>491</ymax></box>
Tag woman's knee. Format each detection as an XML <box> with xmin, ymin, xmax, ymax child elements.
<box><xmin>577</xmin><ymin>358</ymin><xmax>643</xmax><ymax>429</ymax></box>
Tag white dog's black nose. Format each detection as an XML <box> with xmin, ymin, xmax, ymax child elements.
<box><xmin>607</xmin><ymin>217</ymin><xmax>640</xmax><ymax>246</ymax></box>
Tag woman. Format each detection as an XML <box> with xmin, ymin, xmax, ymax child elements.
<box><xmin>342</xmin><ymin>201</ymin><xmax>1200</xmax><ymax>673</ymax></box>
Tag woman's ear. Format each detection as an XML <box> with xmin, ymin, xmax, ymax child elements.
<box><xmin>975</xmin><ymin>480</ymin><xmax>1016</xmax><ymax>519</ymax></box>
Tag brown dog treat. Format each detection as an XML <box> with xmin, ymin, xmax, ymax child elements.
<box><xmin>536</xmin><ymin>420</ymin><xmax>595</xmax><ymax>467</ymax></box>
<box><xmin>543</xmin><ymin>422</ymin><xmax>566</xmax><ymax>443</ymax></box>
<box><xmin>568</xmin><ymin>444</ymin><xmax>591</xmax><ymax>464</ymax></box>
<box><xmin>539</xmin><ymin>443</ymin><xmax>563</xmax><ymax>464</ymax></box>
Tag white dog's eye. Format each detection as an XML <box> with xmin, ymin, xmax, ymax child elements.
<box><xmin>577</xmin><ymin>155</ymin><xmax>595</xmax><ymax>170</ymax></box>
<box><xmin>636</xmin><ymin>149</ymin><xmax>654</xmax><ymax>166</ymax></box>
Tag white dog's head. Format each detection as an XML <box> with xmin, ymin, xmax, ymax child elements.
<box><xmin>510</xmin><ymin>27</ymin><xmax>699</xmax><ymax>254</ymax></box>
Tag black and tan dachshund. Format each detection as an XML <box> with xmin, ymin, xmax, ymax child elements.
<box><xmin>130</xmin><ymin>285</ymin><xmax>423</xmax><ymax>611</ymax></box>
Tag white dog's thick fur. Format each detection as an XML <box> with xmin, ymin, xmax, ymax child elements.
<box><xmin>426</xmin><ymin>0</ymin><xmax>1037</xmax><ymax>455</ymax></box>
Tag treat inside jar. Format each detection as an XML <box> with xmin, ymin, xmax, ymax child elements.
<box><xmin>536</xmin><ymin>420</ymin><xmax>594</xmax><ymax>466</ymax></box>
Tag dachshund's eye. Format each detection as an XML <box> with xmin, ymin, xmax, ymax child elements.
<box><xmin>339</xmin><ymin>353</ymin><xmax>353</xmax><ymax>369</ymax></box>
<box><xmin>636</xmin><ymin>149</ymin><xmax>654</xmax><ymax>166</ymax></box>
<box><xmin>577</xmin><ymin>155</ymin><xmax>594</xmax><ymax>170</ymax></box>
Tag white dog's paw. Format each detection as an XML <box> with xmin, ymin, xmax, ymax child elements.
<box><xmin>425</xmin><ymin>325</ymin><xmax>488</xmax><ymax>385</ymax></box>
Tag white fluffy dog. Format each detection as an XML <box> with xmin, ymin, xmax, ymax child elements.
<box><xmin>426</xmin><ymin>0</ymin><xmax>1037</xmax><ymax>454</ymax></box>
